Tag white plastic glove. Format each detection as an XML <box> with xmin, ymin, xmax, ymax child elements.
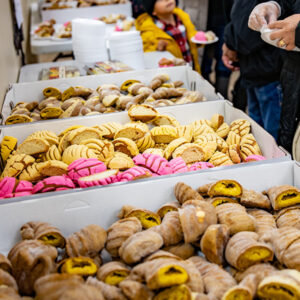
<box><xmin>248</xmin><ymin>1</ymin><xmax>281</xmax><ymax>31</ymax></box>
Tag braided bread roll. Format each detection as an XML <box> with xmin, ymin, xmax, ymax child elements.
<box><xmin>276</xmin><ymin>206</ymin><xmax>300</xmax><ymax>230</ymax></box>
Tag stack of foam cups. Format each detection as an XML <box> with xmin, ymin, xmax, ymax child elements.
<box><xmin>72</xmin><ymin>18</ymin><xmax>108</xmax><ymax>63</ymax></box>
<box><xmin>108</xmin><ymin>31</ymin><xmax>145</xmax><ymax>70</ymax></box>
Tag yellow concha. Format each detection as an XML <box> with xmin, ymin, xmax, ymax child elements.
<box><xmin>62</xmin><ymin>145</ymin><xmax>98</xmax><ymax>164</ymax></box>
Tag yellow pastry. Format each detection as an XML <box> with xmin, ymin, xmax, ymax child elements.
<box><xmin>27</xmin><ymin>130</ymin><xmax>59</xmax><ymax>146</ymax></box>
<box><xmin>5</xmin><ymin>114</ymin><xmax>33</xmax><ymax>125</ymax></box>
<box><xmin>19</xmin><ymin>162</ymin><xmax>44</xmax><ymax>182</ymax></box>
<box><xmin>210</xmin><ymin>114</ymin><xmax>224</xmax><ymax>130</ymax></box>
<box><xmin>209</xmin><ymin>151</ymin><xmax>234</xmax><ymax>167</ymax></box>
<box><xmin>1</xmin><ymin>136</ymin><xmax>18</xmax><ymax>162</ymax></box>
<box><xmin>226</xmin><ymin>131</ymin><xmax>241</xmax><ymax>146</ymax></box>
<box><xmin>143</xmin><ymin>148</ymin><xmax>164</xmax><ymax>157</ymax></box>
<box><xmin>163</xmin><ymin>137</ymin><xmax>188</xmax><ymax>160</ymax></box>
<box><xmin>68</xmin><ymin>127</ymin><xmax>102</xmax><ymax>145</ymax></box>
<box><xmin>151</xmin><ymin>125</ymin><xmax>178</xmax><ymax>144</ymax></box>
<box><xmin>113</xmin><ymin>138</ymin><xmax>139</xmax><ymax>157</ymax></box>
<box><xmin>177</xmin><ymin>125</ymin><xmax>193</xmax><ymax>142</ymax></box>
<box><xmin>216</xmin><ymin>122</ymin><xmax>230</xmax><ymax>139</ymax></box>
<box><xmin>58</xmin><ymin>125</ymin><xmax>84</xmax><ymax>138</ymax></box>
<box><xmin>136</xmin><ymin>132</ymin><xmax>155</xmax><ymax>152</ymax></box>
<box><xmin>193</xmin><ymin>124</ymin><xmax>215</xmax><ymax>140</ymax></box>
<box><xmin>94</xmin><ymin>122</ymin><xmax>122</xmax><ymax>140</ymax></box>
<box><xmin>172</xmin><ymin>143</ymin><xmax>204</xmax><ymax>164</ymax></box>
<box><xmin>40</xmin><ymin>107</ymin><xmax>63</xmax><ymax>119</ymax></box>
<box><xmin>114</xmin><ymin>123</ymin><xmax>148</xmax><ymax>141</ymax></box>
<box><xmin>195</xmin><ymin>141</ymin><xmax>218</xmax><ymax>161</ymax></box>
<box><xmin>80</xmin><ymin>139</ymin><xmax>114</xmax><ymax>163</ymax></box>
<box><xmin>240</xmin><ymin>134</ymin><xmax>262</xmax><ymax>160</ymax></box>
<box><xmin>37</xmin><ymin>160</ymin><xmax>68</xmax><ymax>176</ymax></box>
<box><xmin>153</xmin><ymin>115</ymin><xmax>180</xmax><ymax>127</ymax></box>
<box><xmin>16</xmin><ymin>138</ymin><xmax>50</xmax><ymax>156</ymax></box>
<box><xmin>107</xmin><ymin>152</ymin><xmax>134</xmax><ymax>170</ymax></box>
<box><xmin>128</xmin><ymin>104</ymin><xmax>158</xmax><ymax>123</ymax></box>
<box><xmin>43</xmin><ymin>87</ymin><xmax>62</xmax><ymax>100</ymax></box>
<box><xmin>120</xmin><ymin>79</ymin><xmax>141</xmax><ymax>92</ymax></box>
<box><xmin>195</xmin><ymin>133</ymin><xmax>227</xmax><ymax>151</ymax></box>
<box><xmin>230</xmin><ymin>119</ymin><xmax>251</xmax><ymax>136</ymax></box>
<box><xmin>43</xmin><ymin>145</ymin><xmax>62</xmax><ymax>161</ymax></box>
<box><xmin>62</xmin><ymin>145</ymin><xmax>98</xmax><ymax>164</ymax></box>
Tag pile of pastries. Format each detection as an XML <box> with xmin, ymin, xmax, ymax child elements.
<box><xmin>34</xmin><ymin>19</ymin><xmax>56</xmax><ymax>38</ymax></box>
<box><xmin>5</xmin><ymin>74</ymin><xmax>205</xmax><ymax>125</ymax></box>
<box><xmin>0</xmin><ymin>110</ymin><xmax>264</xmax><ymax>198</ymax></box>
<box><xmin>77</xmin><ymin>0</ymin><xmax>128</xmax><ymax>7</ymax></box>
<box><xmin>0</xmin><ymin>179</ymin><xmax>299</xmax><ymax>299</ymax></box>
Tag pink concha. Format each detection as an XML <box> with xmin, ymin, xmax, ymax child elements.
<box><xmin>120</xmin><ymin>166</ymin><xmax>152</xmax><ymax>182</ymax></box>
<box><xmin>4</xmin><ymin>192</ymin><xmax>32</xmax><ymax>199</ymax></box>
<box><xmin>244</xmin><ymin>155</ymin><xmax>266</xmax><ymax>162</ymax></box>
<box><xmin>33</xmin><ymin>175</ymin><xmax>75</xmax><ymax>194</ymax></box>
<box><xmin>78</xmin><ymin>169</ymin><xmax>119</xmax><ymax>188</ymax></box>
<box><xmin>15</xmin><ymin>180</ymin><xmax>34</xmax><ymax>193</ymax></box>
<box><xmin>189</xmin><ymin>162</ymin><xmax>214</xmax><ymax>171</ymax></box>
<box><xmin>133</xmin><ymin>153</ymin><xmax>173</xmax><ymax>175</ymax></box>
<box><xmin>0</xmin><ymin>177</ymin><xmax>17</xmax><ymax>195</ymax></box>
<box><xmin>169</xmin><ymin>157</ymin><xmax>189</xmax><ymax>174</ymax></box>
<box><xmin>68</xmin><ymin>158</ymin><xmax>107</xmax><ymax>183</ymax></box>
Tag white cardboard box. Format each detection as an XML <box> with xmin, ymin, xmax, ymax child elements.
<box><xmin>2</xmin><ymin>66</ymin><xmax>219</xmax><ymax>121</ymax></box>
<box><xmin>0</xmin><ymin>101</ymin><xmax>287</xmax><ymax>160</ymax></box>
<box><xmin>0</xmin><ymin>160</ymin><xmax>298</xmax><ymax>254</ymax></box>
<box><xmin>41</xmin><ymin>3</ymin><xmax>132</xmax><ymax>23</ymax></box>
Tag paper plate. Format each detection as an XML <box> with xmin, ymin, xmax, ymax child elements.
<box><xmin>191</xmin><ymin>36</ymin><xmax>219</xmax><ymax>45</ymax></box>
<box><xmin>260</xmin><ymin>26</ymin><xmax>300</xmax><ymax>52</ymax></box>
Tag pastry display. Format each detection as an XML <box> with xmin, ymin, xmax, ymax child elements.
<box><xmin>5</xmin><ymin>74</ymin><xmax>205</xmax><ymax>125</ymax></box>
<box><xmin>0</xmin><ymin>112</ymin><xmax>266</xmax><ymax>199</ymax></box>
<box><xmin>0</xmin><ymin>179</ymin><xmax>300</xmax><ymax>298</ymax></box>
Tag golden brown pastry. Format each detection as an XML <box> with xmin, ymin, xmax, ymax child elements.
<box><xmin>119</xmin><ymin>279</ymin><xmax>154</xmax><ymax>300</ymax></box>
<box><xmin>144</xmin><ymin>250</ymin><xmax>182</xmax><ymax>262</ymax></box>
<box><xmin>151</xmin><ymin>211</ymin><xmax>183</xmax><ymax>246</ymax></box>
<box><xmin>267</xmin><ymin>185</ymin><xmax>300</xmax><ymax>210</ymax></box>
<box><xmin>119</xmin><ymin>230</ymin><xmax>164</xmax><ymax>264</ymax></box>
<box><xmin>8</xmin><ymin>240</ymin><xmax>57</xmax><ymax>295</ymax></box>
<box><xmin>27</xmin><ymin>131</ymin><xmax>58</xmax><ymax>147</ymax></box>
<box><xmin>208</xmin><ymin>180</ymin><xmax>243</xmax><ymax>198</ymax></box>
<box><xmin>143</xmin><ymin>148</ymin><xmax>164</xmax><ymax>157</ymax></box>
<box><xmin>227</xmin><ymin>144</ymin><xmax>242</xmax><ymax>164</ymax></box>
<box><xmin>153</xmin><ymin>115</ymin><xmax>180</xmax><ymax>127</ymax></box>
<box><xmin>37</xmin><ymin>160</ymin><xmax>68</xmax><ymax>177</ymax></box>
<box><xmin>62</xmin><ymin>86</ymin><xmax>93</xmax><ymax>101</ymax></box>
<box><xmin>66</xmin><ymin>224</ymin><xmax>107</xmax><ymax>263</ymax></box>
<box><xmin>230</xmin><ymin>119</ymin><xmax>251</xmax><ymax>136</ymax></box>
<box><xmin>149</xmin><ymin>74</ymin><xmax>170</xmax><ymax>90</ymax></box>
<box><xmin>200</xmin><ymin>224</ymin><xmax>230</xmax><ymax>265</ymax></box>
<box><xmin>276</xmin><ymin>206</ymin><xmax>300</xmax><ymax>230</ymax></box>
<box><xmin>247</xmin><ymin>209</ymin><xmax>276</xmax><ymax>241</ymax></box>
<box><xmin>189</xmin><ymin>256</ymin><xmax>236</xmax><ymax>299</ymax></box>
<box><xmin>0</xmin><ymin>269</ymin><xmax>18</xmax><ymax>291</ymax></box>
<box><xmin>240</xmin><ymin>188</ymin><xmax>271</xmax><ymax>209</ymax></box>
<box><xmin>0</xmin><ymin>254</ymin><xmax>12</xmax><ymax>274</ymax></box>
<box><xmin>16</xmin><ymin>138</ymin><xmax>50</xmax><ymax>156</ymax></box>
<box><xmin>58</xmin><ymin>257</ymin><xmax>98</xmax><ymax>277</ymax></box>
<box><xmin>97</xmin><ymin>261</ymin><xmax>130</xmax><ymax>286</ymax></box>
<box><xmin>225</xmin><ymin>231</ymin><xmax>274</xmax><ymax>271</ymax></box>
<box><xmin>1</xmin><ymin>154</ymin><xmax>35</xmax><ymax>178</ymax></box>
<box><xmin>43</xmin><ymin>87</ymin><xmax>62</xmax><ymax>100</ymax></box>
<box><xmin>106</xmin><ymin>217</ymin><xmax>142</xmax><ymax>258</ymax></box>
<box><xmin>174</xmin><ymin>182</ymin><xmax>203</xmax><ymax>204</ymax></box>
<box><xmin>68</xmin><ymin>127</ymin><xmax>102</xmax><ymax>145</ymax></box>
<box><xmin>208</xmin><ymin>197</ymin><xmax>239</xmax><ymax>207</ymax></box>
<box><xmin>178</xmin><ymin>201</ymin><xmax>217</xmax><ymax>243</ymax></box>
<box><xmin>181</xmin><ymin>260</ymin><xmax>204</xmax><ymax>293</ymax></box>
<box><xmin>216</xmin><ymin>203</ymin><xmax>255</xmax><ymax>235</ymax></box>
<box><xmin>5</xmin><ymin>114</ymin><xmax>32</xmax><ymax>125</ymax></box>
<box><xmin>163</xmin><ymin>243</ymin><xmax>195</xmax><ymax>260</ymax></box>
<box><xmin>240</xmin><ymin>134</ymin><xmax>262</xmax><ymax>160</ymax></box>
<box><xmin>163</xmin><ymin>138</ymin><xmax>188</xmax><ymax>160</ymax></box>
<box><xmin>20</xmin><ymin>221</ymin><xmax>65</xmax><ymax>248</ymax></box>
<box><xmin>18</xmin><ymin>163</ymin><xmax>44</xmax><ymax>182</ymax></box>
<box><xmin>153</xmin><ymin>284</ymin><xmax>192</xmax><ymax>300</ymax></box>
<box><xmin>156</xmin><ymin>201</ymin><xmax>180</xmax><ymax>219</ymax></box>
<box><xmin>107</xmin><ymin>152</ymin><xmax>134</xmax><ymax>170</ymax></box>
<box><xmin>172</xmin><ymin>143</ymin><xmax>204</xmax><ymax>164</ymax></box>
<box><xmin>210</xmin><ymin>114</ymin><xmax>224</xmax><ymax>131</ymax></box>
<box><xmin>0</xmin><ymin>285</ymin><xmax>22</xmax><ymax>299</ymax></box>
<box><xmin>209</xmin><ymin>151</ymin><xmax>233</xmax><ymax>167</ymax></box>
<box><xmin>193</xmin><ymin>124</ymin><xmax>215</xmax><ymax>140</ymax></box>
<box><xmin>114</xmin><ymin>123</ymin><xmax>148</xmax><ymax>141</ymax></box>
<box><xmin>86</xmin><ymin>277</ymin><xmax>127</xmax><ymax>300</ymax></box>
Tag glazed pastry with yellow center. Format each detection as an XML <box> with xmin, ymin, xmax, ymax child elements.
<box><xmin>20</xmin><ymin>221</ymin><xmax>65</xmax><ymax>248</ymax></box>
<box><xmin>267</xmin><ymin>185</ymin><xmax>300</xmax><ymax>210</ymax></box>
<box><xmin>225</xmin><ymin>231</ymin><xmax>274</xmax><ymax>271</ymax></box>
<box><xmin>157</xmin><ymin>201</ymin><xmax>180</xmax><ymax>219</ymax></box>
<box><xmin>240</xmin><ymin>188</ymin><xmax>271</xmax><ymax>209</ymax></box>
<box><xmin>97</xmin><ymin>261</ymin><xmax>130</xmax><ymax>286</ymax></box>
<box><xmin>208</xmin><ymin>196</ymin><xmax>239</xmax><ymax>207</ymax></box>
<box><xmin>58</xmin><ymin>257</ymin><xmax>98</xmax><ymax>277</ymax></box>
<box><xmin>43</xmin><ymin>87</ymin><xmax>62</xmax><ymax>100</ymax></box>
<box><xmin>208</xmin><ymin>180</ymin><xmax>243</xmax><ymax>198</ymax></box>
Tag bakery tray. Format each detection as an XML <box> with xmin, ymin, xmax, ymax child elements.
<box><xmin>2</xmin><ymin>66</ymin><xmax>219</xmax><ymax>122</ymax></box>
<box><xmin>0</xmin><ymin>159</ymin><xmax>298</xmax><ymax>254</ymax></box>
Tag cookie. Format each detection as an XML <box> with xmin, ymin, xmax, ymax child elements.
<box><xmin>128</xmin><ymin>104</ymin><xmax>158</xmax><ymax>123</ymax></box>
<box><xmin>107</xmin><ymin>152</ymin><xmax>134</xmax><ymax>170</ymax></box>
<box><xmin>133</xmin><ymin>153</ymin><xmax>172</xmax><ymax>175</ymax></box>
<box><xmin>172</xmin><ymin>143</ymin><xmax>204</xmax><ymax>164</ymax></box>
<box><xmin>80</xmin><ymin>139</ymin><xmax>114</xmax><ymax>163</ymax></box>
<box><xmin>195</xmin><ymin>141</ymin><xmax>218</xmax><ymax>161</ymax></box>
<box><xmin>169</xmin><ymin>157</ymin><xmax>189</xmax><ymax>174</ymax></box>
<box><xmin>33</xmin><ymin>175</ymin><xmax>75</xmax><ymax>193</ymax></box>
<box><xmin>1</xmin><ymin>154</ymin><xmax>35</xmax><ymax>178</ymax></box>
<box><xmin>151</xmin><ymin>125</ymin><xmax>178</xmax><ymax>144</ymax></box>
<box><xmin>62</xmin><ymin>145</ymin><xmax>98</xmax><ymax>165</ymax></box>
<box><xmin>1</xmin><ymin>136</ymin><xmax>18</xmax><ymax>162</ymax></box>
<box><xmin>113</xmin><ymin>138</ymin><xmax>139</xmax><ymax>157</ymax></box>
<box><xmin>78</xmin><ymin>169</ymin><xmax>119</xmax><ymax>188</ymax></box>
<box><xmin>37</xmin><ymin>160</ymin><xmax>68</xmax><ymax>177</ymax></box>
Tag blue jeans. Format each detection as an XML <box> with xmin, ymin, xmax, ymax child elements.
<box><xmin>246</xmin><ymin>81</ymin><xmax>282</xmax><ymax>141</ymax></box>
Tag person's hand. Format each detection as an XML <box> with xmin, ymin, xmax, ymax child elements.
<box><xmin>222</xmin><ymin>44</ymin><xmax>239</xmax><ymax>71</ymax></box>
<box><xmin>269</xmin><ymin>14</ymin><xmax>300</xmax><ymax>50</ymax></box>
<box><xmin>248</xmin><ymin>2</ymin><xmax>280</xmax><ymax>31</ymax></box>
<box><xmin>157</xmin><ymin>40</ymin><xmax>168</xmax><ymax>51</ymax></box>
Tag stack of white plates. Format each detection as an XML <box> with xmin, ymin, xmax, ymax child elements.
<box><xmin>108</xmin><ymin>31</ymin><xmax>145</xmax><ymax>70</ymax></box>
<box><xmin>72</xmin><ymin>18</ymin><xmax>108</xmax><ymax>63</ymax></box>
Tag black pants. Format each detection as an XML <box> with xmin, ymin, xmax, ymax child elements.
<box><xmin>278</xmin><ymin>59</ymin><xmax>300</xmax><ymax>153</ymax></box>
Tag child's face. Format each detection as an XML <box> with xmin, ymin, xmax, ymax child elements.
<box><xmin>153</xmin><ymin>0</ymin><xmax>176</xmax><ymax>15</ymax></box>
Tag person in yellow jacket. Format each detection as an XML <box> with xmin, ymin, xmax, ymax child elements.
<box><xmin>136</xmin><ymin>0</ymin><xmax>200</xmax><ymax>72</ymax></box>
